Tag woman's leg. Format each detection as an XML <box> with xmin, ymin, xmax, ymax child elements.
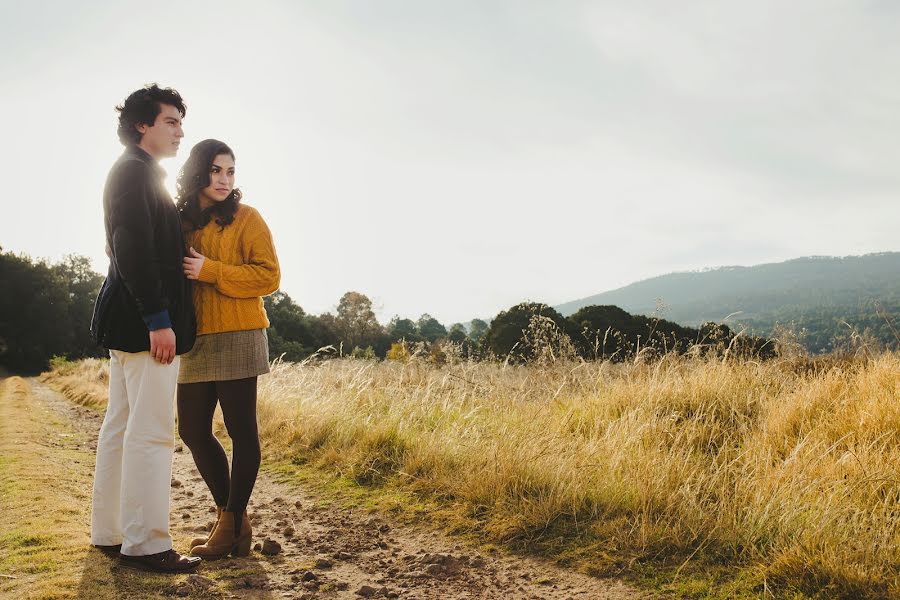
<box><xmin>216</xmin><ymin>377</ymin><xmax>261</xmax><ymax>532</ymax></box>
<box><xmin>177</xmin><ymin>382</ymin><xmax>230</xmax><ymax>507</ymax></box>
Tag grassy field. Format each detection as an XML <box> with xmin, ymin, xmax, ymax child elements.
<box><xmin>41</xmin><ymin>351</ymin><xmax>900</xmax><ymax>598</ymax></box>
<box><xmin>0</xmin><ymin>375</ymin><xmax>89</xmax><ymax>598</ymax></box>
<box><xmin>0</xmin><ymin>376</ymin><xmax>207</xmax><ymax>599</ymax></box>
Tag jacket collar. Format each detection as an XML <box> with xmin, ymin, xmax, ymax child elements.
<box><xmin>124</xmin><ymin>144</ymin><xmax>167</xmax><ymax>179</ymax></box>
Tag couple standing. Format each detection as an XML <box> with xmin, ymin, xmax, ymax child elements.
<box><xmin>89</xmin><ymin>84</ymin><xmax>280</xmax><ymax>572</ymax></box>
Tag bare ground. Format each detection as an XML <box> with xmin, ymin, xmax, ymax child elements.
<box><xmin>27</xmin><ymin>377</ymin><xmax>648</xmax><ymax>600</ymax></box>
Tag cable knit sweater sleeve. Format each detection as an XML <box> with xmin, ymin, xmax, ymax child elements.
<box><xmin>196</xmin><ymin>208</ymin><xmax>280</xmax><ymax>299</ymax></box>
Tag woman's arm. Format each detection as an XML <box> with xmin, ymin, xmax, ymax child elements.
<box><xmin>192</xmin><ymin>214</ymin><xmax>281</xmax><ymax>299</ymax></box>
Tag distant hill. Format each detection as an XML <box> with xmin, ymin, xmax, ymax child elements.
<box><xmin>555</xmin><ymin>252</ymin><xmax>900</xmax><ymax>353</ymax></box>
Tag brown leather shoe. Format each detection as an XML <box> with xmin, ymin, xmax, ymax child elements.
<box><xmin>119</xmin><ymin>549</ymin><xmax>201</xmax><ymax>573</ymax></box>
<box><xmin>92</xmin><ymin>543</ymin><xmax>122</xmax><ymax>557</ymax></box>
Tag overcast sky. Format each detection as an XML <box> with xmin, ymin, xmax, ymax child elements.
<box><xmin>2</xmin><ymin>1</ymin><xmax>898</xmax><ymax>325</ymax></box>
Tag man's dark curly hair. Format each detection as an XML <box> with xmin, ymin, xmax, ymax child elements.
<box><xmin>176</xmin><ymin>139</ymin><xmax>242</xmax><ymax>232</ymax></box>
<box><xmin>116</xmin><ymin>83</ymin><xmax>186</xmax><ymax>146</ymax></box>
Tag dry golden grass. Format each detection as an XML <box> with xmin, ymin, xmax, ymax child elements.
<box><xmin>256</xmin><ymin>353</ymin><xmax>900</xmax><ymax>598</ymax></box>
<box><xmin>43</xmin><ymin>352</ymin><xmax>900</xmax><ymax>598</ymax></box>
<box><xmin>38</xmin><ymin>358</ymin><xmax>109</xmax><ymax>410</ymax></box>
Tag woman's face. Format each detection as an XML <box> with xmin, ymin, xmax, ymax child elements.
<box><xmin>199</xmin><ymin>153</ymin><xmax>235</xmax><ymax>206</ymax></box>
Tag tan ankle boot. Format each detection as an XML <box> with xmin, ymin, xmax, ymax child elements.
<box><xmin>190</xmin><ymin>507</ymin><xmax>224</xmax><ymax>550</ymax></box>
<box><xmin>191</xmin><ymin>510</ymin><xmax>252</xmax><ymax>559</ymax></box>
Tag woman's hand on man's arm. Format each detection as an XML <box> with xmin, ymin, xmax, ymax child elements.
<box><xmin>183</xmin><ymin>247</ymin><xmax>206</xmax><ymax>280</ymax></box>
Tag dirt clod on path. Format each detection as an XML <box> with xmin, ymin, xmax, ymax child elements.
<box><xmin>30</xmin><ymin>377</ymin><xmax>647</xmax><ymax>599</ymax></box>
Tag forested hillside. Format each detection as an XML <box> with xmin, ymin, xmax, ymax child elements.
<box><xmin>556</xmin><ymin>253</ymin><xmax>900</xmax><ymax>353</ymax></box>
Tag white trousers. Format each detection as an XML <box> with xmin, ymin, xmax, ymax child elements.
<box><xmin>90</xmin><ymin>350</ymin><xmax>179</xmax><ymax>556</ymax></box>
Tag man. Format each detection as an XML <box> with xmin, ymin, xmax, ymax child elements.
<box><xmin>89</xmin><ymin>84</ymin><xmax>199</xmax><ymax>573</ymax></box>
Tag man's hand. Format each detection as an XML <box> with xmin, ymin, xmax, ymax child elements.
<box><xmin>183</xmin><ymin>247</ymin><xmax>205</xmax><ymax>280</ymax></box>
<box><xmin>149</xmin><ymin>328</ymin><xmax>176</xmax><ymax>364</ymax></box>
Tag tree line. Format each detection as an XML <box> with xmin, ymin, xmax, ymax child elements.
<box><xmin>1</xmin><ymin>250</ymin><xmax>774</xmax><ymax>373</ymax></box>
<box><xmin>738</xmin><ymin>300</ymin><xmax>900</xmax><ymax>355</ymax></box>
<box><xmin>0</xmin><ymin>250</ymin><xmax>106</xmax><ymax>373</ymax></box>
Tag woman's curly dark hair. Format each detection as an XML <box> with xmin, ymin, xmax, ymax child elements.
<box><xmin>176</xmin><ymin>139</ymin><xmax>242</xmax><ymax>231</ymax></box>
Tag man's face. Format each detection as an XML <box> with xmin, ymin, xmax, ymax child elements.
<box><xmin>136</xmin><ymin>103</ymin><xmax>184</xmax><ymax>159</ymax></box>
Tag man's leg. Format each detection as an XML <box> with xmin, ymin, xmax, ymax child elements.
<box><xmin>119</xmin><ymin>352</ymin><xmax>180</xmax><ymax>556</ymax></box>
<box><xmin>90</xmin><ymin>350</ymin><xmax>129</xmax><ymax>546</ymax></box>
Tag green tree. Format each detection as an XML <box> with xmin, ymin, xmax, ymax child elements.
<box><xmin>417</xmin><ymin>313</ymin><xmax>447</xmax><ymax>343</ymax></box>
<box><xmin>52</xmin><ymin>254</ymin><xmax>105</xmax><ymax>361</ymax></box>
<box><xmin>312</xmin><ymin>312</ymin><xmax>342</xmax><ymax>352</ymax></box>
<box><xmin>0</xmin><ymin>249</ymin><xmax>73</xmax><ymax>373</ymax></box>
<box><xmin>483</xmin><ymin>302</ymin><xmax>575</xmax><ymax>361</ymax></box>
<box><xmin>334</xmin><ymin>291</ymin><xmax>384</xmax><ymax>352</ymax></box>
<box><xmin>468</xmin><ymin>318</ymin><xmax>489</xmax><ymax>343</ymax></box>
<box><xmin>265</xmin><ymin>291</ymin><xmax>316</xmax><ymax>360</ymax></box>
<box><xmin>387</xmin><ymin>317</ymin><xmax>420</xmax><ymax>343</ymax></box>
<box><xmin>263</xmin><ymin>291</ymin><xmax>346</xmax><ymax>361</ymax></box>
<box><xmin>447</xmin><ymin>323</ymin><xmax>468</xmax><ymax>344</ymax></box>
<box><xmin>569</xmin><ymin>304</ymin><xmax>672</xmax><ymax>359</ymax></box>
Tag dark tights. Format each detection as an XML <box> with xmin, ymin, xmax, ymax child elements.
<box><xmin>177</xmin><ymin>377</ymin><xmax>260</xmax><ymax>533</ymax></box>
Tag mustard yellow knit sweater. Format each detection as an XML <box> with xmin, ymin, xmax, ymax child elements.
<box><xmin>187</xmin><ymin>204</ymin><xmax>280</xmax><ymax>336</ymax></box>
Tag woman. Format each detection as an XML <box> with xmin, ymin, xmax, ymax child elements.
<box><xmin>174</xmin><ymin>139</ymin><xmax>280</xmax><ymax>559</ymax></box>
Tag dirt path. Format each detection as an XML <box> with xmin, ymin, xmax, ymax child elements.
<box><xmin>28</xmin><ymin>377</ymin><xmax>647</xmax><ymax>599</ymax></box>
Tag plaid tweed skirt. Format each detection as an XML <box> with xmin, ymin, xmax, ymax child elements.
<box><xmin>177</xmin><ymin>329</ymin><xmax>270</xmax><ymax>384</ymax></box>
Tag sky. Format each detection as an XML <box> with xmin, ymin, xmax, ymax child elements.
<box><xmin>2</xmin><ymin>0</ymin><xmax>898</xmax><ymax>325</ymax></box>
